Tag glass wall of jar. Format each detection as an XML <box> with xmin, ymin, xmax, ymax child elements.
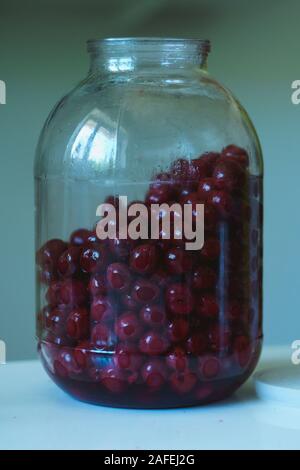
<box><xmin>35</xmin><ymin>38</ymin><xmax>263</xmax><ymax>408</ymax></box>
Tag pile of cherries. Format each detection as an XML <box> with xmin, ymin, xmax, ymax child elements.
<box><xmin>37</xmin><ymin>144</ymin><xmax>262</xmax><ymax>407</ymax></box>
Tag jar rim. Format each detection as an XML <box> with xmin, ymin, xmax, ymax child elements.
<box><xmin>87</xmin><ymin>37</ymin><xmax>211</xmax><ymax>55</ymax></box>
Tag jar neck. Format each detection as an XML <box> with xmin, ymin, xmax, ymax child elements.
<box><xmin>87</xmin><ymin>38</ymin><xmax>210</xmax><ymax>74</ymax></box>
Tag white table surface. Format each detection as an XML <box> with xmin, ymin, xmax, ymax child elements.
<box><xmin>0</xmin><ymin>345</ymin><xmax>299</xmax><ymax>450</ymax></box>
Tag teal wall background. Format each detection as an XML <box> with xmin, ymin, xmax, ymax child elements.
<box><xmin>0</xmin><ymin>0</ymin><xmax>299</xmax><ymax>360</ymax></box>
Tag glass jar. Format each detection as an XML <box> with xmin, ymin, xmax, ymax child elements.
<box><xmin>35</xmin><ymin>38</ymin><xmax>263</xmax><ymax>408</ymax></box>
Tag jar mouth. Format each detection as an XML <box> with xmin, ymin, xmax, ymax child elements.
<box><xmin>87</xmin><ymin>37</ymin><xmax>210</xmax><ymax>52</ymax></box>
<box><xmin>87</xmin><ymin>37</ymin><xmax>210</xmax><ymax>66</ymax></box>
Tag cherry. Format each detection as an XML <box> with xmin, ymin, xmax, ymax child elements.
<box><xmin>199</xmin><ymin>356</ymin><xmax>221</xmax><ymax>379</ymax></box>
<box><xmin>90</xmin><ymin>295</ymin><xmax>116</xmax><ymax>323</ymax></box>
<box><xmin>139</xmin><ymin>331</ymin><xmax>170</xmax><ymax>355</ymax></box>
<box><xmin>207</xmin><ymin>324</ymin><xmax>231</xmax><ymax>352</ymax></box>
<box><xmin>207</xmin><ymin>190</ymin><xmax>233</xmax><ymax>218</ymax></box>
<box><xmin>165</xmin><ymin>247</ymin><xmax>193</xmax><ymax>275</ymax></box>
<box><xmin>107</xmin><ymin>262</ymin><xmax>131</xmax><ymax>293</ymax></box>
<box><xmin>100</xmin><ymin>365</ymin><xmax>127</xmax><ymax>394</ymax></box>
<box><xmin>170</xmin><ymin>370</ymin><xmax>197</xmax><ymax>394</ymax></box>
<box><xmin>234</xmin><ymin>335</ymin><xmax>251</xmax><ymax>367</ymax></box>
<box><xmin>186</xmin><ymin>333</ymin><xmax>208</xmax><ymax>355</ymax></box>
<box><xmin>54</xmin><ymin>348</ymin><xmax>81</xmax><ymax>377</ymax></box>
<box><xmin>114</xmin><ymin>343</ymin><xmax>143</xmax><ymax>371</ymax></box>
<box><xmin>121</xmin><ymin>292</ymin><xmax>139</xmax><ymax>310</ymax></box>
<box><xmin>70</xmin><ymin>229</ymin><xmax>93</xmax><ymax>246</ymax></box>
<box><xmin>91</xmin><ymin>323</ymin><xmax>116</xmax><ymax>349</ymax></box>
<box><xmin>203</xmin><ymin>204</ymin><xmax>218</xmax><ymax>232</ymax></box>
<box><xmin>197</xmin><ymin>177</ymin><xmax>215</xmax><ymax>201</ymax></box>
<box><xmin>196</xmin><ymin>152</ymin><xmax>220</xmax><ymax>176</ymax></box>
<box><xmin>109</xmin><ymin>236</ymin><xmax>135</xmax><ymax>260</ymax></box>
<box><xmin>46</xmin><ymin>281</ymin><xmax>62</xmax><ymax>306</ymax></box>
<box><xmin>44</xmin><ymin>306</ymin><xmax>68</xmax><ymax>335</ymax></box>
<box><xmin>146</xmin><ymin>185</ymin><xmax>173</xmax><ymax>204</ymax></box>
<box><xmin>80</xmin><ymin>243</ymin><xmax>108</xmax><ymax>273</ymax></box>
<box><xmin>88</xmin><ymin>273</ymin><xmax>107</xmax><ymax>296</ymax></box>
<box><xmin>170</xmin><ymin>158</ymin><xmax>191</xmax><ymax>181</ymax></box>
<box><xmin>165</xmin><ymin>283</ymin><xmax>194</xmax><ymax>315</ymax></box>
<box><xmin>60</xmin><ymin>279</ymin><xmax>87</xmax><ymax>306</ymax></box>
<box><xmin>221</xmin><ymin>144</ymin><xmax>249</xmax><ymax>168</ymax></box>
<box><xmin>167</xmin><ymin>318</ymin><xmax>189</xmax><ymax>342</ymax></box>
<box><xmin>131</xmin><ymin>279</ymin><xmax>160</xmax><ymax>305</ymax></box>
<box><xmin>74</xmin><ymin>340</ymin><xmax>93</xmax><ymax>368</ymax></box>
<box><xmin>115</xmin><ymin>312</ymin><xmax>143</xmax><ymax>342</ymax></box>
<box><xmin>201</xmin><ymin>238</ymin><xmax>220</xmax><ymax>260</ymax></box>
<box><xmin>150</xmin><ymin>268</ymin><xmax>170</xmax><ymax>289</ymax></box>
<box><xmin>142</xmin><ymin>359</ymin><xmax>168</xmax><ymax>390</ymax></box>
<box><xmin>36</xmin><ymin>239</ymin><xmax>67</xmax><ymax>270</ymax></box>
<box><xmin>66</xmin><ymin>307</ymin><xmax>89</xmax><ymax>340</ymax></box>
<box><xmin>57</xmin><ymin>246</ymin><xmax>81</xmax><ymax>277</ymax></box>
<box><xmin>140</xmin><ymin>304</ymin><xmax>166</xmax><ymax>328</ymax></box>
<box><xmin>192</xmin><ymin>266</ymin><xmax>217</xmax><ymax>290</ymax></box>
<box><xmin>166</xmin><ymin>347</ymin><xmax>188</xmax><ymax>372</ymax></box>
<box><xmin>227</xmin><ymin>301</ymin><xmax>244</xmax><ymax>321</ymax></box>
<box><xmin>213</xmin><ymin>159</ymin><xmax>244</xmax><ymax>191</ymax></box>
<box><xmin>130</xmin><ymin>244</ymin><xmax>157</xmax><ymax>275</ymax></box>
<box><xmin>197</xmin><ymin>294</ymin><xmax>219</xmax><ymax>319</ymax></box>
<box><xmin>39</xmin><ymin>268</ymin><xmax>57</xmax><ymax>285</ymax></box>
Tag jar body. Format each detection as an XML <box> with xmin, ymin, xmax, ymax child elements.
<box><xmin>35</xmin><ymin>39</ymin><xmax>263</xmax><ymax>407</ymax></box>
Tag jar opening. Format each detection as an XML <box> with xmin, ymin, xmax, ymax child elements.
<box><xmin>87</xmin><ymin>37</ymin><xmax>210</xmax><ymax>72</ymax></box>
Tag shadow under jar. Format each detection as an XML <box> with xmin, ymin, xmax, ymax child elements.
<box><xmin>35</xmin><ymin>38</ymin><xmax>263</xmax><ymax>408</ymax></box>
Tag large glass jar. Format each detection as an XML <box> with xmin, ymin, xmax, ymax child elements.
<box><xmin>35</xmin><ymin>38</ymin><xmax>263</xmax><ymax>408</ymax></box>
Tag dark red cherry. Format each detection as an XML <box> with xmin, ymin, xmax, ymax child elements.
<box><xmin>227</xmin><ymin>301</ymin><xmax>244</xmax><ymax>321</ymax></box>
<box><xmin>100</xmin><ymin>365</ymin><xmax>127</xmax><ymax>394</ymax></box>
<box><xmin>170</xmin><ymin>370</ymin><xmax>197</xmax><ymax>394</ymax></box>
<box><xmin>39</xmin><ymin>268</ymin><xmax>57</xmax><ymax>285</ymax></box>
<box><xmin>150</xmin><ymin>269</ymin><xmax>170</xmax><ymax>289</ymax></box>
<box><xmin>170</xmin><ymin>158</ymin><xmax>191</xmax><ymax>181</ymax></box>
<box><xmin>88</xmin><ymin>273</ymin><xmax>107</xmax><ymax>296</ymax></box>
<box><xmin>66</xmin><ymin>307</ymin><xmax>89</xmax><ymax>340</ymax></box>
<box><xmin>46</xmin><ymin>281</ymin><xmax>62</xmax><ymax>306</ymax></box>
<box><xmin>196</xmin><ymin>152</ymin><xmax>220</xmax><ymax>176</ymax></box>
<box><xmin>91</xmin><ymin>323</ymin><xmax>116</xmax><ymax>349</ymax></box>
<box><xmin>90</xmin><ymin>295</ymin><xmax>116</xmax><ymax>323</ymax></box>
<box><xmin>165</xmin><ymin>247</ymin><xmax>193</xmax><ymax>275</ymax></box>
<box><xmin>197</xmin><ymin>294</ymin><xmax>219</xmax><ymax>319</ymax></box>
<box><xmin>203</xmin><ymin>204</ymin><xmax>218</xmax><ymax>232</ymax></box>
<box><xmin>234</xmin><ymin>335</ymin><xmax>251</xmax><ymax>367</ymax></box>
<box><xmin>115</xmin><ymin>312</ymin><xmax>143</xmax><ymax>342</ymax></box>
<box><xmin>54</xmin><ymin>348</ymin><xmax>81</xmax><ymax>377</ymax></box>
<box><xmin>140</xmin><ymin>304</ymin><xmax>166</xmax><ymax>328</ymax></box>
<box><xmin>107</xmin><ymin>262</ymin><xmax>131</xmax><ymax>293</ymax></box>
<box><xmin>199</xmin><ymin>356</ymin><xmax>221</xmax><ymax>379</ymax></box>
<box><xmin>142</xmin><ymin>359</ymin><xmax>168</xmax><ymax>390</ymax></box>
<box><xmin>60</xmin><ymin>279</ymin><xmax>87</xmax><ymax>306</ymax></box>
<box><xmin>70</xmin><ymin>229</ymin><xmax>93</xmax><ymax>246</ymax></box>
<box><xmin>121</xmin><ymin>292</ymin><xmax>139</xmax><ymax>310</ymax></box>
<box><xmin>207</xmin><ymin>190</ymin><xmax>233</xmax><ymax>218</ymax></box>
<box><xmin>201</xmin><ymin>238</ymin><xmax>220</xmax><ymax>260</ymax></box>
<box><xmin>36</xmin><ymin>239</ymin><xmax>67</xmax><ymax>267</ymax></box>
<box><xmin>139</xmin><ymin>331</ymin><xmax>170</xmax><ymax>356</ymax></box>
<box><xmin>197</xmin><ymin>177</ymin><xmax>216</xmax><ymax>201</ymax></box>
<box><xmin>207</xmin><ymin>324</ymin><xmax>231</xmax><ymax>352</ymax></box>
<box><xmin>44</xmin><ymin>306</ymin><xmax>68</xmax><ymax>335</ymax></box>
<box><xmin>80</xmin><ymin>243</ymin><xmax>108</xmax><ymax>273</ymax></box>
<box><xmin>192</xmin><ymin>266</ymin><xmax>217</xmax><ymax>290</ymax></box>
<box><xmin>167</xmin><ymin>318</ymin><xmax>189</xmax><ymax>342</ymax></box>
<box><xmin>57</xmin><ymin>246</ymin><xmax>81</xmax><ymax>277</ymax></box>
<box><xmin>221</xmin><ymin>144</ymin><xmax>249</xmax><ymax>168</ymax></box>
<box><xmin>74</xmin><ymin>340</ymin><xmax>92</xmax><ymax>368</ymax></box>
<box><xmin>165</xmin><ymin>283</ymin><xmax>194</xmax><ymax>315</ymax></box>
<box><xmin>114</xmin><ymin>343</ymin><xmax>143</xmax><ymax>371</ymax></box>
<box><xmin>213</xmin><ymin>159</ymin><xmax>244</xmax><ymax>191</ymax></box>
<box><xmin>131</xmin><ymin>279</ymin><xmax>160</xmax><ymax>305</ymax></box>
<box><xmin>186</xmin><ymin>333</ymin><xmax>208</xmax><ymax>355</ymax></box>
<box><xmin>109</xmin><ymin>235</ymin><xmax>135</xmax><ymax>260</ymax></box>
<box><xmin>145</xmin><ymin>185</ymin><xmax>173</xmax><ymax>204</ymax></box>
<box><xmin>166</xmin><ymin>347</ymin><xmax>188</xmax><ymax>372</ymax></box>
<box><xmin>130</xmin><ymin>244</ymin><xmax>157</xmax><ymax>275</ymax></box>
